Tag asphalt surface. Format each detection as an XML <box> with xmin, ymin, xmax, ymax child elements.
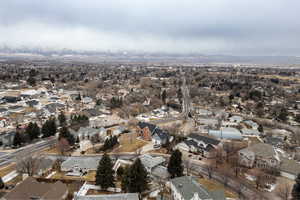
<box><xmin>0</xmin><ymin>136</ymin><xmax>57</xmax><ymax>167</ymax></box>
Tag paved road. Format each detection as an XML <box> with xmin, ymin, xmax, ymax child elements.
<box><xmin>0</xmin><ymin>136</ymin><xmax>57</xmax><ymax>167</ymax></box>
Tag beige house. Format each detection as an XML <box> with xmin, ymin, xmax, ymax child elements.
<box><xmin>238</xmin><ymin>143</ymin><xmax>280</xmax><ymax>168</ymax></box>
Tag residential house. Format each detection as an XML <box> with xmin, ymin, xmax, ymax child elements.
<box><xmin>170</xmin><ymin>176</ymin><xmax>225</xmax><ymax>200</ymax></box>
<box><xmin>264</xmin><ymin>136</ymin><xmax>284</xmax><ymax>148</ymax></box>
<box><xmin>138</xmin><ymin>154</ymin><xmax>169</xmax><ymax>179</ymax></box>
<box><xmin>176</xmin><ymin>133</ymin><xmax>221</xmax><ymax>158</ymax></box>
<box><xmin>0</xmin><ymin>108</ymin><xmax>8</xmax><ymax>116</ymax></box>
<box><xmin>208</xmin><ymin>127</ymin><xmax>242</xmax><ymax>140</ymax></box>
<box><xmin>137</xmin><ymin>122</ymin><xmax>169</xmax><ymax>147</ymax></box>
<box><xmin>70</xmin><ymin>127</ymin><xmax>106</xmax><ymax>141</ymax></box>
<box><xmin>241</xmin><ymin>128</ymin><xmax>260</xmax><ymax>136</ymax></box>
<box><xmin>0</xmin><ymin>131</ymin><xmax>15</xmax><ymax>147</ymax></box>
<box><xmin>280</xmin><ymin>158</ymin><xmax>300</xmax><ymax>180</ymax></box>
<box><xmin>137</xmin><ymin>122</ymin><xmax>156</xmax><ymax>141</ymax></box>
<box><xmin>0</xmin><ymin>117</ymin><xmax>9</xmax><ymax>128</ymax></box>
<box><xmin>228</xmin><ymin>115</ymin><xmax>243</xmax><ymax>123</ymax></box>
<box><xmin>243</xmin><ymin>120</ymin><xmax>259</xmax><ymax>129</ymax></box>
<box><xmin>238</xmin><ymin>143</ymin><xmax>281</xmax><ymax>168</ymax></box>
<box><xmin>61</xmin><ymin>157</ymin><xmax>101</xmax><ymax>175</ymax></box>
<box><xmin>3</xmin><ymin>177</ymin><xmax>68</xmax><ymax>200</ymax></box>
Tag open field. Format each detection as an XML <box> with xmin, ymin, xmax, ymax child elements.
<box><xmin>0</xmin><ymin>164</ymin><xmax>15</xmax><ymax>177</ymax></box>
<box><xmin>113</xmin><ymin>133</ymin><xmax>148</xmax><ymax>153</ymax></box>
<box><xmin>198</xmin><ymin>178</ymin><xmax>237</xmax><ymax>199</ymax></box>
<box><xmin>51</xmin><ymin>171</ymin><xmax>96</xmax><ymax>182</ymax></box>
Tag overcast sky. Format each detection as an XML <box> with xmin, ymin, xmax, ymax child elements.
<box><xmin>0</xmin><ymin>0</ymin><xmax>299</xmax><ymax>56</ymax></box>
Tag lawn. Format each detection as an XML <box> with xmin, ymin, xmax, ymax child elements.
<box><xmin>51</xmin><ymin>171</ymin><xmax>96</xmax><ymax>182</ymax></box>
<box><xmin>42</xmin><ymin>146</ymin><xmax>61</xmax><ymax>154</ymax></box>
<box><xmin>0</xmin><ymin>164</ymin><xmax>16</xmax><ymax>177</ymax></box>
<box><xmin>198</xmin><ymin>178</ymin><xmax>237</xmax><ymax>199</ymax></box>
<box><xmin>113</xmin><ymin>133</ymin><xmax>148</xmax><ymax>153</ymax></box>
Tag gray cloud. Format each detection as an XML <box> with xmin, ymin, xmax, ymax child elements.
<box><xmin>0</xmin><ymin>0</ymin><xmax>299</xmax><ymax>55</ymax></box>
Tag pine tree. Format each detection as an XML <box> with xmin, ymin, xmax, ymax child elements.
<box><xmin>42</xmin><ymin>118</ymin><xmax>57</xmax><ymax>138</ymax></box>
<box><xmin>59</xmin><ymin>126</ymin><xmax>75</xmax><ymax>146</ymax></box>
<box><xmin>117</xmin><ymin>166</ymin><xmax>124</xmax><ymax>179</ymax></box>
<box><xmin>162</xmin><ymin>90</ymin><xmax>167</xmax><ymax>104</ymax></box>
<box><xmin>127</xmin><ymin>158</ymin><xmax>148</xmax><ymax>193</ymax></box>
<box><xmin>26</xmin><ymin>122</ymin><xmax>40</xmax><ymax>141</ymax></box>
<box><xmin>168</xmin><ymin>149</ymin><xmax>184</xmax><ymax>178</ymax></box>
<box><xmin>292</xmin><ymin>173</ymin><xmax>300</xmax><ymax>199</ymax></box>
<box><xmin>96</xmin><ymin>154</ymin><xmax>115</xmax><ymax>190</ymax></box>
<box><xmin>0</xmin><ymin>177</ymin><xmax>4</xmax><ymax>189</ymax></box>
<box><xmin>121</xmin><ymin>166</ymin><xmax>130</xmax><ymax>192</ymax></box>
<box><xmin>58</xmin><ymin>112</ymin><xmax>66</xmax><ymax>126</ymax></box>
<box><xmin>13</xmin><ymin>131</ymin><xmax>23</xmax><ymax>147</ymax></box>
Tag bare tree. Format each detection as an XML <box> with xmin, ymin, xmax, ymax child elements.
<box><xmin>276</xmin><ymin>181</ymin><xmax>292</xmax><ymax>200</ymax></box>
<box><xmin>57</xmin><ymin>137</ymin><xmax>70</xmax><ymax>155</ymax></box>
<box><xmin>254</xmin><ymin>170</ymin><xmax>267</xmax><ymax>190</ymax></box>
<box><xmin>229</xmin><ymin>155</ymin><xmax>241</xmax><ymax>177</ymax></box>
<box><xmin>17</xmin><ymin>156</ymin><xmax>39</xmax><ymax>176</ymax></box>
<box><xmin>184</xmin><ymin>159</ymin><xmax>192</xmax><ymax>176</ymax></box>
<box><xmin>219</xmin><ymin>168</ymin><xmax>230</xmax><ymax>187</ymax></box>
<box><xmin>204</xmin><ymin>163</ymin><xmax>214</xmax><ymax>179</ymax></box>
<box><xmin>52</xmin><ymin>158</ymin><xmax>63</xmax><ymax>172</ymax></box>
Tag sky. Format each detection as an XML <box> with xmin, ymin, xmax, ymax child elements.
<box><xmin>0</xmin><ymin>0</ymin><xmax>299</xmax><ymax>56</ymax></box>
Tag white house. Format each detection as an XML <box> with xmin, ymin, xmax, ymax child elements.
<box><xmin>170</xmin><ymin>176</ymin><xmax>225</xmax><ymax>200</ymax></box>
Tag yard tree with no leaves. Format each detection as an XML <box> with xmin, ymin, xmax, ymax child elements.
<box><xmin>96</xmin><ymin>153</ymin><xmax>115</xmax><ymax>190</ymax></box>
<box><xmin>168</xmin><ymin>149</ymin><xmax>184</xmax><ymax>178</ymax></box>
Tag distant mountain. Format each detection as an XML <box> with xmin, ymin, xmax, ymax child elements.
<box><xmin>0</xmin><ymin>47</ymin><xmax>299</xmax><ymax>64</ymax></box>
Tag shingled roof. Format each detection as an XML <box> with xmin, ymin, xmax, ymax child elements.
<box><xmin>170</xmin><ymin>176</ymin><xmax>225</xmax><ymax>200</ymax></box>
<box><xmin>188</xmin><ymin>133</ymin><xmax>220</xmax><ymax>146</ymax></box>
<box><xmin>3</xmin><ymin>177</ymin><xmax>68</xmax><ymax>200</ymax></box>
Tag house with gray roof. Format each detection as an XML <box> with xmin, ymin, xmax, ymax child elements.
<box><xmin>61</xmin><ymin>157</ymin><xmax>101</xmax><ymax>174</ymax></box>
<box><xmin>176</xmin><ymin>133</ymin><xmax>222</xmax><ymax>158</ymax></box>
<box><xmin>241</xmin><ymin>128</ymin><xmax>260</xmax><ymax>136</ymax></box>
<box><xmin>238</xmin><ymin>143</ymin><xmax>281</xmax><ymax>168</ymax></box>
<box><xmin>139</xmin><ymin>154</ymin><xmax>166</xmax><ymax>173</ymax></box>
<box><xmin>280</xmin><ymin>158</ymin><xmax>300</xmax><ymax>180</ymax></box>
<box><xmin>243</xmin><ymin>120</ymin><xmax>259</xmax><ymax>129</ymax></box>
<box><xmin>70</xmin><ymin>127</ymin><xmax>107</xmax><ymax>140</ymax></box>
<box><xmin>170</xmin><ymin>176</ymin><xmax>225</xmax><ymax>200</ymax></box>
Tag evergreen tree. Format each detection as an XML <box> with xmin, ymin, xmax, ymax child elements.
<box><xmin>292</xmin><ymin>173</ymin><xmax>300</xmax><ymax>200</ymax></box>
<box><xmin>117</xmin><ymin>166</ymin><xmax>124</xmax><ymax>179</ymax></box>
<box><xmin>258</xmin><ymin>124</ymin><xmax>264</xmax><ymax>133</ymax></box>
<box><xmin>42</xmin><ymin>118</ymin><xmax>57</xmax><ymax>138</ymax></box>
<box><xmin>13</xmin><ymin>131</ymin><xmax>23</xmax><ymax>147</ymax></box>
<box><xmin>127</xmin><ymin>158</ymin><xmax>148</xmax><ymax>193</ymax></box>
<box><xmin>26</xmin><ymin>122</ymin><xmax>40</xmax><ymax>141</ymax></box>
<box><xmin>121</xmin><ymin>166</ymin><xmax>130</xmax><ymax>192</ymax></box>
<box><xmin>162</xmin><ymin>90</ymin><xmax>167</xmax><ymax>104</ymax></box>
<box><xmin>0</xmin><ymin>177</ymin><xmax>4</xmax><ymax>189</ymax></box>
<box><xmin>76</xmin><ymin>136</ymin><xmax>80</xmax><ymax>144</ymax></box>
<box><xmin>58</xmin><ymin>112</ymin><xmax>66</xmax><ymax>126</ymax></box>
<box><xmin>95</xmin><ymin>154</ymin><xmax>115</xmax><ymax>190</ymax></box>
<box><xmin>59</xmin><ymin>126</ymin><xmax>75</xmax><ymax>146</ymax></box>
<box><xmin>168</xmin><ymin>149</ymin><xmax>184</xmax><ymax>178</ymax></box>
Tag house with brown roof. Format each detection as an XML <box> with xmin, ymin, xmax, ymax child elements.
<box><xmin>3</xmin><ymin>177</ymin><xmax>68</xmax><ymax>200</ymax></box>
